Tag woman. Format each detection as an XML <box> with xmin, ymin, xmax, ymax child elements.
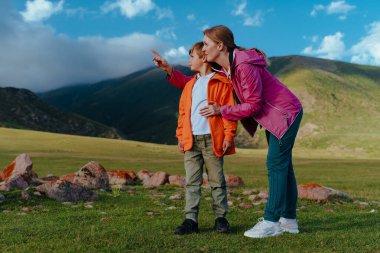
<box><xmin>152</xmin><ymin>25</ymin><xmax>302</xmax><ymax>238</ymax></box>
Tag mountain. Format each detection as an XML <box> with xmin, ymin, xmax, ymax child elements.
<box><xmin>40</xmin><ymin>66</ymin><xmax>193</xmax><ymax>144</ymax></box>
<box><xmin>0</xmin><ymin>87</ymin><xmax>120</xmax><ymax>139</ymax></box>
<box><xmin>40</xmin><ymin>56</ymin><xmax>380</xmax><ymax>154</ymax></box>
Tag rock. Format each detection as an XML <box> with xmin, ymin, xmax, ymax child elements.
<box><xmin>0</xmin><ymin>175</ymin><xmax>29</xmax><ymax>191</ymax></box>
<box><xmin>297</xmin><ymin>183</ymin><xmax>353</xmax><ymax>202</ymax></box>
<box><xmin>137</xmin><ymin>169</ymin><xmax>154</xmax><ymax>182</ymax></box>
<box><xmin>252</xmin><ymin>199</ymin><xmax>267</xmax><ymax>206</ymax></box>
<box><xmin>143</xmin><ymin>171</ymin><xmax>169</xmax><ymax>187</ymax></box>
<box><xmin>21</xmin><ymin>191</ymin><xmax>31</xmax><ymax>200</ymax></box>
<box><xmin>73</xmin><ymin>161</ymin><xmax>109</xmax><ymax>190</ymax></box>
<box><xmin>0</xmin><ymin>153</ymin><xmax>38</xmax><ymax>183</ymax></box>
<box><xmin>225</xmin><ymin>175</ymin><xmax>244</xmax><ymax>187</ymax></box>
<box><xmin>35</xmin><ymin>180</ymin><xmax>98</xmax><ymax>202</ymax></box>
<box><xmin>257</xmin><ymin>191</ymin><xmax>269</xmax><ymax>199</ymax></box>
<box><xmin>248</xmin><ymin>194</ymin><xmax>259</xmax><ymax>201</ymax></box>
<box><xmin>169</xmin><ymin>193</ymin><xmax>182</xmax><ymax>200</ymax></box>
<box><xmin>36</xmin><ymin>176</ymin><xmax>60</xmax><ymax>184</ymax></box>
<box><xmin>60</xmin><ymin>173</ymin><xmax>76</xmax><ymax>183</ymax></box>
<box><xmin>239</xmin><ymin>202</ymin><xmax>254</xmax><ymax>209</ymax></box>
<box><xmin>33</xmin><ymin>191</ymin><xmax>42</xmax><ymax>196</ymax></box>
<box><xmin>107</xmin><ymin>170</ymin><xmax>135</xmax><ymax>185</ymax></box>
<box><xmin>168</xmin><ymin>175</ymin><xmax>186</xmax><ymax>187</ymax></box>
<box><xmin>242</xmin><ymin>189</ymin><xmax>259</xmax><ymax>195</ymax></box>
<box><xmin>227</xmin><ymin>200</ymin><xmax>234</xmax><ymax>206</ymax></box>
<box><xmin>21</xmin><ymin>207</ymin><xmax>30</xmax><ymax>212</ymax></box>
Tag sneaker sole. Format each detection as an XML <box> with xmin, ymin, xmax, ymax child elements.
<box><xmin>244</xmin><ymin>230</ymin><xmax>283</xmax><ymax>238</ymax></box>
<box><xmin>283</xmin><ymin>228</ymin><xmax>299</xmax><ymax>234</ymax></box>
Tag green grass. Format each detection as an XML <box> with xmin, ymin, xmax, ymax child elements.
<box><xmin>0</xmin><ymin>127</ymin><xmax>379</xmax><ymax>252</ymax></box>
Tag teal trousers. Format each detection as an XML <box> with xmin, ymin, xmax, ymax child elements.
<box><xmin>264</xmin><ymin>110</ymin><xmax>303</xmax><ymax>222</ymax></box>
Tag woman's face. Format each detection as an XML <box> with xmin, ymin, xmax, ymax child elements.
<box><xmin>202</xmin><ymin>35</ymin><xmax>220</xmax><ymax>62</ymax></box>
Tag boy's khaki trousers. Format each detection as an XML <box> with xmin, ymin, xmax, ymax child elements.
<box><xmin>184</xmin><ymin>134</ymin><xmax>228</xmax><ymax>222</ymax></box>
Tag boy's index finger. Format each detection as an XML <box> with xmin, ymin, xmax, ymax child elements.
<box><xmin>151</xmin><ymin>49</ymin><xmax>161</xmax><ymax>58</ymax></box>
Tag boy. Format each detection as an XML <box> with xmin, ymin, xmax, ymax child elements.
<box><xmin>174</xmin><ymin>42</ymin><xmax>237</xmax><ymax>235</ymax></box>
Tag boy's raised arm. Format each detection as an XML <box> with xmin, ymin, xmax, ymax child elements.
<box><xmin>151</xmin><ymin>49</ymin><xmax>192</xmax><ymax>89</ymax></box>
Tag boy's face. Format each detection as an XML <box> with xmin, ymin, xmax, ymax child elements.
<box><xmin>188</xmin><ymin>50</ymin><xmax>204</xmax><ymax>72</ymax></box>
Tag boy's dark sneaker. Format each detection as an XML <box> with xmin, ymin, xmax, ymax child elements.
<box><xmin>174</xmin><ymin>219</ymin><xmax>199</xmax><ymax>235</ymax></box>
<box><xmin>214</xmin><ymin>217</ymin><xmax>230</xmax><ymax>233</ymax></box>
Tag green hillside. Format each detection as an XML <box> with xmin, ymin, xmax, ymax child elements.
<box><xmin>40</xmin><ymin>56</ymin><xmax>380</xmax><ymax>155</ymax></box>
<box><xmin>0</xmin><ymin>87</ymin><xmax>120</xmax><ymax>139</ymax></box>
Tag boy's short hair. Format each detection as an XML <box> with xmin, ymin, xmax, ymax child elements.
<box><xmin>189</xmin><ymin>42</ymin><xmax>205</xmax><ymax>58</ymax></box>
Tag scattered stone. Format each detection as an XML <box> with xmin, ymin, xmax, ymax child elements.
<box><xmin>60</xmin><ymin>174</ymin><xmax>76</xmax><ymax>183</ymax></box>
<box><xmin>143</xmin><ymin>171</ymin><xmax>169</xmax><ymax>187</ymax></box>
<box><xmin>252</xmin><ymin>199</ymin><xmax>268</xmax><ymax>206</ymax></box>
<box><xmin>248</xmin><ymin>194</ymin><xmax>259</xmax><ymax>201</ymax></box>
<box><xmin>298</xmin><ymin>184</ymin><xmax>353</xmax><ymax>202</ymax></box>
<box><xmin>369</xmin><ymin>209</ymin><xmax>376</xmax><ymax>213</ymax></box>
<box><xmin>84</xmin><ymin>204</ymin><xmax>94</xmax><ymax>209</ymax></box>
<box><xmin>166</xmin><ymin>206</ymin><xmax>176</xmax><ymax>210</ymax></box>
<box><xmin>242</xmin><ymin>189</ymin><xmax>259</xmax><ymax>195</ymax></box>
<box><xmin>168</xmin><ymin>175</ymin><xmax>186</xmax><ymax>188</ymax></box>
<box><xmin>239</xmin><ymin>202</ymin><xmax>253</xmax><ymax>209</ymax></box>
<box><xmin>205</xmin><ymin>197</ymin><xmax>212</xmax><ymax>201</ymax></box>
<box><xmin>225</xmin><ymin>175</ymin><xmax>244</xmax><ymax>187</ymax></box>
<box><xmin>100</xmin><ymin>217</ymin><xmax>112</xmax><ymax>222</ymax></box>
<box><xmin>73</xmin><ymin>161</ymin><xmax>109</xmax><ymax>190</ymax></box>
<box><xmin>36</xmin><ymin>180</ymin><xmax>98</xmax><ymax>202</ymax></box>
<box><xmin>145</xmin><ymin>211</ymin><xmax>160</xmax><ymax>216</ymax></box>
<box><xmin>354</xmin><ymin>201</ymin><xmax>369</xmax><ymax>207</ymax></box>
<box><xmin>257</xmin><ymin>191</ymin><xmax>269</xmax><ymax>200</ymax></box>
<box><xmin>33</xmin><ymin>191</ymin><xmax>42</xmax><ymax>197</ymax></box>
<box><xmin>35</xmin><ymin>176</ymin><xmax>60</xmax><ymax>185</ymax></box>
<box><xmin>0</xmin><ymin>154</ymin><xmax>38</xmax><ymax>184</ymax></box>
<box><xmin>21</xmin><ymin>191</ymin><xmax>31</xmax><ymax>200</ymax></box>
<box><xmin>0</xmin><ymin>175</ymin><xmax>29</xmax><ymax>191</ymax></box>
<box><xmin>107</xmin><ymin>170</ymin><xmax>135</xmax><ymax>185</ymax></box>
<box><xmin>21</xmin><ymin>207</ymin><xmax>30</xmax><ymax>212</ymax></box>
<box><xmin>137</xmin><ymin>169</ymin><xmax>154</xmax><ymax>182</ymax></box>
<box><xmin>169</xmin><ymin>194</ymin><xmax>182</xmax><ymax>200</ymax></box>
<box><xmin>227</xmin><ymin>201</ymin><xmax>234</xmax><ymax>207</ymax></box>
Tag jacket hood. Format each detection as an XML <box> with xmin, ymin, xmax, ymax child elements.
<box><xmin>232</xmin><ymin>48</ymin><xmax>267</xmax><ymax>68</ymax></box>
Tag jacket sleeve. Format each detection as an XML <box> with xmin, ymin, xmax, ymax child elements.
<box><xmin>167</xmin><ymin>68</ymin><xmax>192</xmax><ymax>89</ymax></box>
<box><xmin>220</xmin><ymin>63</ymin><xmax>263</xmax><ymax>121</ymax></box>
<box><xmin>176</xmin><ymin>90</ymin><xmax>186</xmax><ymax>140</ymax></box>
<box><xmin>220</xmin><ymin>84</ymin><xmax>237</xmax><ymax>142</ymax></box>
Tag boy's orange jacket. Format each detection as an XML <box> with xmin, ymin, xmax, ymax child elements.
<box><xmin>176</xmin><ymin>73</ymin><xmax>237</xmax><ymax>157</ymax></box>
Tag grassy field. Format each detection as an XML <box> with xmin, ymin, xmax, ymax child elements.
<box><xmin>0</xmin><ymin>127</ymin><xmax>379</xmax><ymax>252</ymax></box>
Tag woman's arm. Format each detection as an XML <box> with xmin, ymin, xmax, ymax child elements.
<box><xmin>220</xmin><ymin>64</ymin><xmax>263</xmax><ymax>121</ymax></box>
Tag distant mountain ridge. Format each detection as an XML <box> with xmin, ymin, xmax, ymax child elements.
<box><xmin>39</xmin><ymin>55</ymin><xmax>380</xmax><ymax>153</ymax></box>
<box><xmin>0</xmin><ymin>87</ymin><xmax>120</xmax><ymax>139</ymax></box>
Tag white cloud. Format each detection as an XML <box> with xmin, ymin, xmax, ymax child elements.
<box><xmin>155</xmin><ymin>27</ymin><xmax>177</xmax><ymax>40</ymax></box>
<box><xmin>20</xmin><ymin>0</ymin><xmax>64</xmax><ymax>22</ymax></box>
<box><xmin>302</xmin><ymin>32</ymin><xmax>345</xmax><ymax>60</ymax></box>
<box><xmin>232</xmin><ymin>0</ymin><xmax>263</xmax><ymax>27</ymax></box>
<box><xmin>187</xmin><ymin>14</ymin><xmax>195</xmax><ymax>21</ymax></box>
<box><xmin>102</xmin><ymin>0</ymin><xmax>173</xmax><ymax>20</ymax></box>
<box><xmin>0</xmin><ymin>7</ymin><xmax>168</xmax><ymax>92</ymax></box>
<box><xmin>155</xmin><ymin>7</ymin><xmax>174</xmax><ymax>19</ymax></box>
<box><xmin>351</xmin><ymin>22</ymin><xmax>380</xmax><ymax>66</ymax></box>
<box><xmin>102</xmin><ymin>0</ymin><xmax>155</xmax><ymax>18</ymax></box>
<box><xmin>310</xmin><ymin>1</ymin><xmax>355</xmax><ymax>19</ymax></box>
<box><xmin>201</xmin><ymin>24</ymin><xmax>210</xmax><ymax>31</ymax></box>
<box><xmin>164</xmin><ymin>46</ymin><xmax>188</xmax><ymax>64</ymax></box>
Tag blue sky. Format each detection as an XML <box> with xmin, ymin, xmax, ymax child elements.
<box><xmin>1</xmin><ymin>0</ymin><xmax>380</xmax><ymax>91</ymax></box>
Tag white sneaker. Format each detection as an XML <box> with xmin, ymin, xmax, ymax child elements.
<box><xmin>244</xmin><ymin>218</ymin><xmax>284</xmax><ymax>238</ymax></box>
<box><xmin>279</xmin><ymin>217</ymin><xmax>299</xmax><ymax>234</ymax></box>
